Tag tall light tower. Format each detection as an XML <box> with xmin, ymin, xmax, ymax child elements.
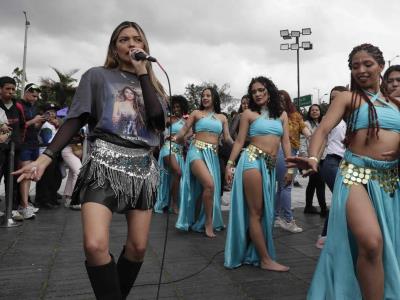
<box><xmin>279</xmin><ymin>28</ymin><xmax>313</xmax><ymax>110</ymax></box>
<box><xmin>21</xmin><ymin>11</ymin><xmax>30</xmax><ymax>93</ymax></box>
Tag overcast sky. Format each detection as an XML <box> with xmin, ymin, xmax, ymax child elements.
<box><xmin>1</xmin><ymin>0</ymin><xmax>399</xmax><ymax>108</ymax></box>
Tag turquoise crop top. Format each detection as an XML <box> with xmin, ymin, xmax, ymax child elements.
<box><xmin>194</xmin><ymin>113</ymin><xmax>223</xmax><ymax>134</ymax></box>
<box><xmin>352</xmin><ymin>92</ymin><xmax>400</xmax><ymax>133</ymax></box>
<box><xmin>171</xmin><ymin>119</ymin><xmax>185</xmax><ymax>135</ymax></box>
<box><xmin>249</xmin><ymin>112</ymin><xmax>283</xmax><ymax>137</ymax></box>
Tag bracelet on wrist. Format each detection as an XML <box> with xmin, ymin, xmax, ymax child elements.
<box><xmin>227</xmin><ymin>160</ymin><xmax>235</xmax><ymax>167</ymax></box>
<box><xmin>43</xmin><ymin>149</ymin><xmax>55</xmax><ymax>160</ymax></box>
<box><xmin>309</xmin><ymin>156</ymin><xmax>319</xmax><ymax>163</ymax></box>
<box><xmin>287</xmin><ymin>168</ymin><xmax>295</xmax><ymax>174</ymax></box>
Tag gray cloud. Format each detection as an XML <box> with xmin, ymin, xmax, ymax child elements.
<box><xmin>1</xmin><ymin>0</ymin><xmax>399</xmax><ymax>104</ymax></box>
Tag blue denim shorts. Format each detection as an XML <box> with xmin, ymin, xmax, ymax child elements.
<box><xmin>20</xmin><ymin>148</ymin><xmax>39</xmax><ymax>161</ymax></box>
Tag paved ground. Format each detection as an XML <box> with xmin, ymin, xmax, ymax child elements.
<box><xmin>0</xmin><ymin>177</ymin><xmax>331</xmax><ymax>300</ymax></box>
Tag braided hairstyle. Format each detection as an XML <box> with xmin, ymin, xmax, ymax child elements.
<box><xmin>345</xmin><ymin>43</ymin><xmax>388</xmax><ymax>146</ymax></box>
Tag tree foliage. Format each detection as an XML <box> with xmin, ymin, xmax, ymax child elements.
<box><xmin>39</xmin><ymin>67</ymin><xmax>79</xmax><ymax>108</ymax></box>
<box><xmin>183</xmin><ymin>81</ymin><xmax>237</xmax><ymax>113</ymax></box>
<box><xmin>12</xmin><ymin>67</ymin><xmax>25</xmax><ymax>99</ymax></box>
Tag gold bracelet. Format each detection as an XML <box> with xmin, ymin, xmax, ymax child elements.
<box><xmin>287</xmin><ymin>168</ymin><xmax>294</xmax><ymax>174</ymax></box>
<box><xmin>227</xmin><ymin>160</ymin><xmax>235</xmax><ymax>167</ymax></box>
<box><xmin>309</xmin><ymin>156</ymin><xmax>319</xmax><ymax>163</ymax></box>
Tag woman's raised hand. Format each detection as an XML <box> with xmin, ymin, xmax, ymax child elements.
<box><xmin>12</xmin><ymin>155</ymin><xmax>52</xmax><ymax>183</ymax></box>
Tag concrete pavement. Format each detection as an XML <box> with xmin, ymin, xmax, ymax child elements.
<box><xmin>0</xmin><ymin>177</ymin><xmax>331</xmax><ymax>299</ymax></box>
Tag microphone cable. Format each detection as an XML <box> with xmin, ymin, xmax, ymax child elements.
<box><xmin>152</xmin><ymin>60</ymin><xmax>225</xmax><ymax>299</ymax></box>
<box><xmin>154</xmin><ymin>60</ymin><xmax>172</xmax><ymax>300</ymax></box>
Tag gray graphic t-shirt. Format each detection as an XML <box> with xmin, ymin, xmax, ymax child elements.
<box><xmin>67</xmin><ymin>67</ymin><xmax>165</xmax><ymax>147</ymax></box>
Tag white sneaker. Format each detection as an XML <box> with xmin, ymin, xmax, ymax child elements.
<box><xmin>19</xmin><ymin>205</ymin><xmax>37</xmax><ymax>214</ymax></box>
<box><xmin>28</xmin><ymin>203</ymin><xmax>39</xmax><ymax>213</ymax></box>
<box><xmin>279</xmin><ymin>219</ymin><xmax>303</xmax><ymax>233</ymax></box>
<box><xmin>12</xmin><ymin>210</ymin><xmax>24</xmax><ymax>221</ymax></box>
<box><xmin>19</xmin><ymin>207</ymin><xmax>35</xmax><ymax>220</ymax></box>
<box><xmin>64</xmin><ymin>197</ymin><xmax>72</xmax><ymax>208</ymax></box>
<box><xmin>70</xmin><ymin>204</ymin><xmax>81</xmax><ymax>210</ymax></box>
<box><xmin>315</xmin><ymin>235</ymin><xmax>326</xmax><ymax>249</ymax></box>
<box><xmin>0</xmin><ymin>211</ymin><xmax>4</xmax><ymax>217</ymax></box>
<box><xmin>274</xmin><ymin>217</ymin><xmax>283</xmax><ymax>228</ymax></box>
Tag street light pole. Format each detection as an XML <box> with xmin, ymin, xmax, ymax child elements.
<box><xmin>296</xmin><ymin>36</ymin><xmax>300</xmax><ymax>109</ymax></box>
<box><xmin>279</xmin><ymin>28</ymin><xmax>312</xmax><ymax>111</ymax></box>
<box><xmin>21</xmin><ymin>11</ymin><xmax>30</xmax><ymax>93</ymax></box>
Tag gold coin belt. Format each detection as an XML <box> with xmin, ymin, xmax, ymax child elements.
<box><xmin>339</xmin><ymin>160</ymin><xmax>399</xmax><ymax>195</ymax></box>
<box><xmin>164</xmin><ymin>141</ymin><xmax>183</xmax><ymax>155</ymax></box>
<box><xmin>193</xmin><ymin>139</ymin><xmax>218</xmax><ymax>153</ymax></box>
<box><xmin>246</xmin><ymin>144</ymin><xmax>276</xmax><ymax>170</ymax></box>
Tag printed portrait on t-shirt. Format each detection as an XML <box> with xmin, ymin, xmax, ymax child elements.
<box><xmin>111</xmin><ymin>85</ymin><xmax>148</xmax><ymax>138</ymax></box>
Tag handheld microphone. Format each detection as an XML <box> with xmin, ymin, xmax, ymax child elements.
<box><xmin>131</xmin><ymin>51</ymin><xmax>157</xmax><ymax>62</ymax></box>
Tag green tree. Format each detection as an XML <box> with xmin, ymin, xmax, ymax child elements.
<box><xmin>39</xmin><ymin>67</ymin><xmax>79</xmax><ymax>108</ymax></box>
<box><xmin>183</xmin><ymin>81</ymin><xmax>236</xmax><ymax>113</ymax></box>
<box><xmin>12</xmin><ymin>67</ymin><xmax>25</xmax><ymax>98</ymax></box>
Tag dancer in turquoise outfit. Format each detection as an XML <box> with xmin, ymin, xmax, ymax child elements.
<box><xmin>287</xmin><ymin>44</ymin><xmax>400</xmax><ymax>299</ymax></box>
<box><xmin>173</xmin><ymin>87</ymin><xmax>233</xmax><ymax>238</ymax></box>
<box><xmin>154</xmin><ymin>96</ymin><xmax>188</xmax><ymax>214</ymax></box>
<box><xmin>224</xmin><ymin>76</ymin><xmax>292</xmax><ymax>271</ymax></box>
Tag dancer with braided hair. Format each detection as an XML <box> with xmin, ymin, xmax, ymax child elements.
<box><xmin>287</xmin><ymin>43</ymin><xmax>400</xmax><ymax>299</ymax></box>
<box><xmin>154</xmin><ymin>95</ymin><xmax>188</xmax><ymax>214</ymax></box>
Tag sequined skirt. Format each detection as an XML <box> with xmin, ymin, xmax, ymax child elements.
<box><xmin>72</xmin><ymin>139</ymin><xmax>159</xmax><ymax>213</ymax></box>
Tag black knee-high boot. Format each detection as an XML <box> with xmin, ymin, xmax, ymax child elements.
<box><xmin>85</xmin><ymin>255</ymin><xmax>122</xmax><ymax>300</ymax></box>
<box><xmin>117</xmin><ymin>247</ymin><xmax>143</xmax><ymax>299</ymax></box>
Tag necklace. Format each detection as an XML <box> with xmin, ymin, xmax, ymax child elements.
<box><xmin>260</xmin><ymin>107</ymin><xmax>269</xmax><ymax>118</ymax></box>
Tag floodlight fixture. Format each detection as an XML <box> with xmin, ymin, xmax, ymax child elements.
<box><xmin>302</xmin><ymin>28</ymin><xmax>312</xmax><ymax>35</ymax></box>
<box><xmin>302</xmin><ymin>41</ymin><xmax>312</xmax><ymax>50</ymax></box>
<box><xmin>291</xmin><ymin>30</ymin><xmax>300</xmax><ymax>37</ymax></box>
<box><xmin>290</xmin><ymin>43</ymin><xmax>299</xmax><ymax>50</ymax></box>
<box><xmin>280</xmin><ymin>29</ymin><xmax>290</xmax><ymax>37</ymax></box>
<box><xmin>280</xmin><ymin>43</ymin><xmax>290</xmax><ymax>50</ymax></box>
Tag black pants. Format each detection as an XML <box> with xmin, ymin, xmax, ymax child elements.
<box><xmin>305</xmin><ymin>171</ymin><xmax>327</xmax><ymax>210</ymax></box>
<box><xmin>35</xmin><ymin>159</ymin><xmax>62</xmax><ymax>206</ymax></box>
<box><xmin>0</xmin><ymin>148</ymin><xmax>20</xmax><ymax>210</ymax></box>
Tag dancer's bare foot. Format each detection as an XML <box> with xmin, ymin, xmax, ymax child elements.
<box><xmin>205</xmin><ymin>224</ymin><xmax>216</xmax><ymax>238</ymax></box>
<box><xmin>172</xmin><ymin>205</ymin><xmax>179</xmax><ymax>214</ymax></box>
<box><xmin>260</xmin><ymin>260</ymin><xmax>289</xmax><ymax>272</ymax></box>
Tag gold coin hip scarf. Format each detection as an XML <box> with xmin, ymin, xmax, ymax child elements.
<box><xmin>193</xmin><ymin>139</ymin><xmax>218</xmax><ymax>153</ymax></box>
<box><xmin>163</xmin><ymin>141</ymin><xmax>183</xmax><ymax>155</ymax></box>
<box><xmin>246</xmin><ymin>144</ymin><xmax>276</xmax><ymax>170</ymax></box>
<box><xmin>339</xmin><ymin>160</ymin><xmax>399</xmax><ymax>195</ymax></box>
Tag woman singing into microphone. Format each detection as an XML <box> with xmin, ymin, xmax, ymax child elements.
<box><xmin>14</xmin><ymin>21</ymin><xmax>166</xmax><ymax>299</ymax></box>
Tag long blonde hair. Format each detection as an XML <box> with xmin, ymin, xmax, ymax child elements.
<box><xmin>104</xmin><ymin>21</ymin><xmax>166</xmax><ymax>99</ymax></box>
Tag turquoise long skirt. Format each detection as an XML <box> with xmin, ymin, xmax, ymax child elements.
<box><xmin>308</xmin><ymin>150</ymin><xmax>400</xmax><ymax>299</ymax></box>
<box><xmin>175</xmin><ymin>142</ymin><xmax>224</xmax><ymax>232</ymax></box>
<box><xmin>224</xmin><ymin>150</ymin><xmax>276</xmax><ymax>269</ymax></box>
<box><xmin>154</xmin><ymin>142</ymin><xmax>185</xmax><ymax>213</ymax></box>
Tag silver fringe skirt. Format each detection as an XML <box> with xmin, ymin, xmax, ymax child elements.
<box><xmin>72</xmin><ymin>139</ymin><xmax>159</xmax><ymax>213</ymax></box>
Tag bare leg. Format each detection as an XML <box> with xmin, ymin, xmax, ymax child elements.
<box><xmin>125</xmin><ymin>209</ymin><xmax>152</xmax><ymax>261</ymax></box>
<box><xmin>163</xmin><ymin>154</ymin><xmax>182</xmax><ymax>214</ymax></box>
<box><xmin>81</xmin><ymin>202</ymin><xmax>113</xmax><ymax>266</ymax></box>
<box><xmin>19</xmin><ymin>160</ymin><xmax>32</xmax><ymax>208</ymax></box>
<box><xmin>191</xmin><ymin>160</ymin><xmax>216</xmax><ymax>238</ymax></box>
<box><xmin>346</xmin><ymin>185</ymin><xmax>383</xmax><ymax>300</ymax></box>
<box><xmin>243</xmin><ymin>169</ymin><xmax>289</xmax><ymax>272</ymax></box>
